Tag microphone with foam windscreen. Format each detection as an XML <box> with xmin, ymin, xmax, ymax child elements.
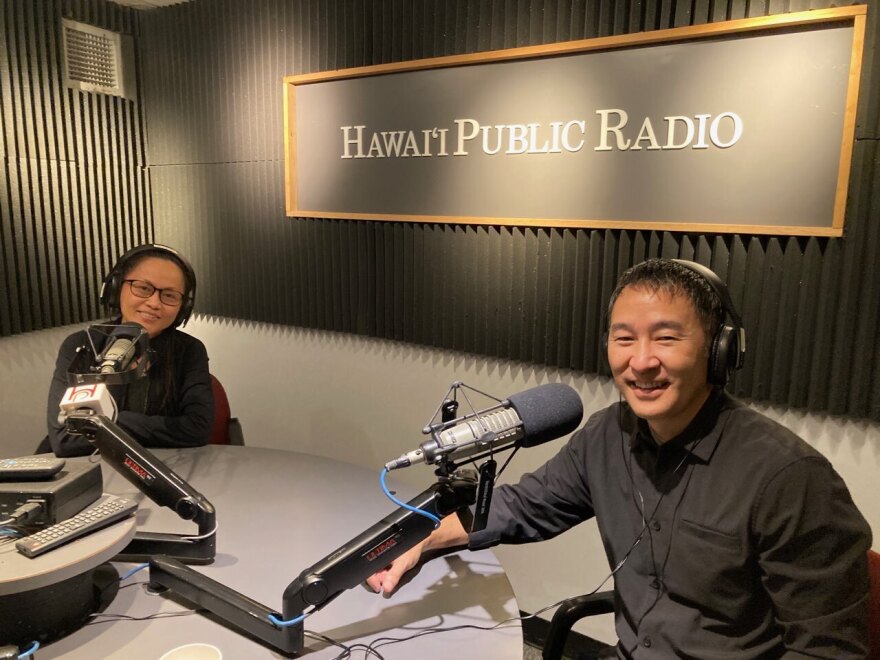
<box><xmin>384</xmin><ymin>383</ymin><xmax>583</xmax><ymax>470</ymax></box>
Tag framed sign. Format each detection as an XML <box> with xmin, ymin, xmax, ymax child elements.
<box><xmin>284</xmin><ymin>7</ymin><xmax>866</xmax><ymax>236</ymax></box>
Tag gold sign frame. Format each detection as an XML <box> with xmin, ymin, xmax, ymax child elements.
<box><xmin>284</xmin><ymin>7</ymin><xmax>866</xmax><ymax>237</ymax></box>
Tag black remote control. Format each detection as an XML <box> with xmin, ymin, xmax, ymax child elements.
<box><xmin>15</xmin><ymin>495</ymin><xmax>137</xmax><ymax>558</ymax></box>
<box><xmin>0</xmin><ymin>456</ymin><xmax>66</xmax><ymax>481</ymax></box>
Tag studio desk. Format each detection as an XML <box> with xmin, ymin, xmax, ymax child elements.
<box><xmin>38</xmin><ymin>445</ymin><xmax>523</xmax><ymax>658</ymax></box>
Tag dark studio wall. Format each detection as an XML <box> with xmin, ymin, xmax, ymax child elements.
<box><xmin>0</xmin><ymin>0</ymin><xmax>150</xmax><ymax>332</ymax></box>
<box><xmin>3</xmin><ymin>0</ymin><xmax>880</xmax><ymax>421</ymax></box>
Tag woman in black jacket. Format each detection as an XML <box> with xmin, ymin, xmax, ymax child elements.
<box><xmin>43</xmin><ymin>244</ymin><xmax>214</xmax><ymax>457</ymax></box>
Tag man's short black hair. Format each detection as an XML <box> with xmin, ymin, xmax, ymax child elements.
<box><xmin>607</xmin><ymin>258</ymin><xmax>724</xmax><ymax>341</ymax></box>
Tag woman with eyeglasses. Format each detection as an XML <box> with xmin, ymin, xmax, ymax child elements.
<box><xmin>41</xmin><ymin>244</ymin><xmax>214</xmax><ymax>457</ymax></box>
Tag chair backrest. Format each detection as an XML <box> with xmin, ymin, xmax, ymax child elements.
<box><xmin>209</xmin><ymin>374</ymin><xmax>232</xmax><ymax>445</ymax></box>
<box><xmin>869</xmin><ymin>548</ymin><xmax>880</xmax><ymax>659</ymax></box>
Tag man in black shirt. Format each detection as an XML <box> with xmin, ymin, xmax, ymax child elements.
<box><xmin>367</xmin><ymin>258</ymin><xmax>872</xmax><ymax>658</ymax></box>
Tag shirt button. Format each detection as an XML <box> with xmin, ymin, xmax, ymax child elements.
<box><xmin>650</xmin><ymin>578</ymin><xmax>661</xmax><ymax>589</ymax></box>
<box><xmin>651</xmin><ymin>520</ymin><xmax>661</xmax><ymax>531</ymax></box>
<box><xmin>643</xmin><ymin>637</ymin><xmax>653</xmax><ymax>648</ymax></box>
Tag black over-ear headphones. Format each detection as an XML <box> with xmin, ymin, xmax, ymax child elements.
<box><xmin>670</xmin><ymin>259</ymin><xmax>745</xmax><ymax>387</ymax></box>
<box><xmin>99</xmin><ymin>244</ymin><xmax>197</xmax><ymax>328</ymax></box>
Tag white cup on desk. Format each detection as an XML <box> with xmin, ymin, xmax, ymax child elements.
<box><xmin>158</xmin><ymin>643</ymin><xmax>222</xmax><ymax>660</ymax></box>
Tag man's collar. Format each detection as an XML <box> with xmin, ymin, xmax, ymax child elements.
<box><xmin>628</xmin><ymin>389</ymin><xmax>735</xmax><ymax>462</ymax></box>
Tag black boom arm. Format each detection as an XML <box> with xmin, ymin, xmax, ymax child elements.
<box><xmin>65</xmin><ymin>412</ymin><xmax>216</xmax><ymax>564</ymax></box>
<box><xmin>146</xmin><ymin>470</ymin><xmax>477</xmax><ymax>657</ymax></box>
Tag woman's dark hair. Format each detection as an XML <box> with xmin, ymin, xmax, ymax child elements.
<box><xmin>120</xmin><ymin>248</ymin><xmax>194</xmax><ymax>296</ymax></box>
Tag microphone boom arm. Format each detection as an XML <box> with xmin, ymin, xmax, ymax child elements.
<box><xmin>146</xmin><ymin>469</ymin><xmax>478</xmax><ymax>657</ymax></box>
<box><xmin>130</xmin><ymin>381</ymin><xmax>581</xmax><ymax>655</ymax></box>
<box><xmin>65</xmin><ymin>411</ymin><xmax>216</xmax><ymax>564</ymax></box>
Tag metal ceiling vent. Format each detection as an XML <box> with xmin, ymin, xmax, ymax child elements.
<box><xmin>62</xmin><ymin>19</ymin><xmax>135</xmax><ymax>99</ymax></box>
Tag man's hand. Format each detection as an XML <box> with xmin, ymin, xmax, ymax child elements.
<box><xmin>366</xmin><ymin>542</ymin><xmax>427</xmax><ymax>595</ymax></box>
<box><xmin>366</xmin><ymin>513</ymin><xmax>469</xmax><ymax>596</ymax></box>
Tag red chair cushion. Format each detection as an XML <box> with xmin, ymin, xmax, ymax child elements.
<box><xmin>209</xmin><ymin>375</ymin><xmax>232</xmax><ymax>445</ymax></box>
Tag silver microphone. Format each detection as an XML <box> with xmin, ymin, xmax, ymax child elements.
<box><xmin>98</xmin><ymin>323</ymin><xmax>144</xmax><ymax>374</ymax></box>
<box><xmin>99</xmin><ymin>337</ymin><xmax>136</xmax><ymax>373</ymax></box>
<box><xmin>385</xmin><ymin>383</ymin><xmax>584</xmax><ymax>471</ymax></box>
<box><xmin>385</xmin><ymin>407</ymin><xmax>523</xmax><ymax>470</ymax></box>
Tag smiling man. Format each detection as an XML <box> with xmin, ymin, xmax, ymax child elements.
<box><xmin>368</xmin><ymin>258</ymin><xmax>871</xmax><ymax>658</ymax></box>
<box><xmin>607</xmin><ymin>279</ymin><xmax>713</xmax><ymax>442</ymax></box>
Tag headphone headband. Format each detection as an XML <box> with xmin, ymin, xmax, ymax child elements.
<box><xmin>670</xmin><ymin>259</ymin><xmax>743</xmax><ymax>332</ymax></box>
<box><xmin>99</xmin><ymin>244</ymin><xmax>197</xmax><ymax>328</ymax></box>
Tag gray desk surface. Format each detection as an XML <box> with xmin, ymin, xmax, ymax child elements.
<box><xmin>42</xmin><ymin>445</ymin><xmax>522</xmax><ymax>659</ymax></box>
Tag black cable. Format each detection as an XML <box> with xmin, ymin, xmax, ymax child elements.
<box><xmin>303</xmin><ymin>631</ymin><xmax>353</xmax><ymax>656</ymax></box>
<box><xmin>619</xmin><ymin>403</ymin><xmax>728</xmax><ymax>656</ymax></box>
<box><xmin>366</xmin><ymin>616</ymin><xmax>524</xmax><ymax>656</ymax></box>
<box><xmin>87</xmin><ymin>609</ymin><xmax>203</xmax><ymax>625</ymax></box>
<box><xmin>647</xmin><ymin>408</ymin><xmax>734</xmax><ymax>599</ymax></box>
<box><xmin>493</xmin><ymin>444</ymin><xmax>520</xmax><ymax>479</ymax></box>
<box><xmin>330</xmin><ymin>643</ymin><xmax>384</xmax><ymax>660</ymax></box>
<box><xmin>299</xmin><ymin>598</ymin><xmax>562</xmax><ymax>660</ymax></box>
<box><xmin>309</xmin><ymin>630</ymin><xmax>385</xmax><ymax>660</ymax></box>
<box><xmin>627</xmin><ymin>454</ymin><xmax>698</xmax><ymax>648</ymax></box>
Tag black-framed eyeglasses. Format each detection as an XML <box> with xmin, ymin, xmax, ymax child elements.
<box><xmin>123</xmin><ymin>279</ymin><xmax>185</xmax><ymax>306</ymax></box>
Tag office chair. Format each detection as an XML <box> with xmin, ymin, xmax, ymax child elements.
<box><xmin>542</xmin><ymin>590</ymin><xmax>614</xmax><ymax>660</ymax></box>
<box><xmin>544</xmin><ymin>549</ymin><xmax>880</xmax><ymax>660</ymax></box>
<box><xmin>209</xmin><ymin>374</ymin><xmax>244</xmax><ymax>446</ymax></box>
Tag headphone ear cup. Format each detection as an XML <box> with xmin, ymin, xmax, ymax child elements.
<box><xmin>176</xmin><ymin>291</ymin><xmax>195</xmax><ymax>328</ymax></box>
<box><xmin>600</xmin><ymin>331</ymin><xmax>610</xmax><ymax>374</ymax></box>
<box><xmin>709</xmin><ymin>324</ymin><xmax>736</xmax><ymax>386</ymax></box>
<box><xmin>100</xmin><ymin>270</ymin><xmax>120</xmax><ymax>310</ymax></box>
